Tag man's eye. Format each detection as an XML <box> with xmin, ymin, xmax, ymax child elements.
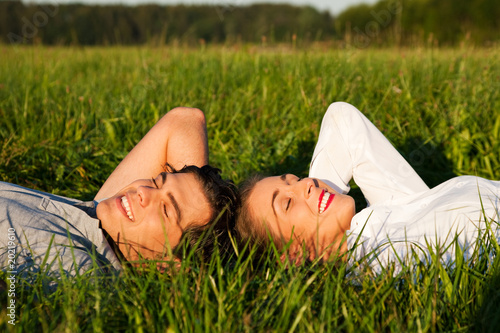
<box><xmin>152</xmin><ymin>178</ymin><xmax>159</xmax><ymax>189</ymax></box>
<box><xmin>163</xmin><ymin>205</ymin><xmax>168</xmax><ymax>218</ymax></box>
<box><xmin>286</xmin><ymin>198</ymin><xmax>291</xmax><ymax>211</ymax></box>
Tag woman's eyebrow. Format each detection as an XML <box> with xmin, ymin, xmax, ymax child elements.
<box><xmin>271</xmin><ymin>189</ymin><xmax>279</xmax><ymax>218</ymax></box>
<box><xmin>271</xmin><ymin>175</ymin><xmax>287</xmax><ymax>217</ymax></box>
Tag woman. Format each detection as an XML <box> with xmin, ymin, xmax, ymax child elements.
<box><xmin>1</xmin><ymin>107</ymin><xmax>239</xmax><ymax>278</ymax></box>
<box><xmin>236</xmin><ymin>102</ymin><xmax>500</xmax><ymax>274</ymax></box>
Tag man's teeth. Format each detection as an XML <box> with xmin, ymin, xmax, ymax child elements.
<box><xmin>121</xmin><ymin>196</ymin><xmax>134</xmax><ymax>221</ymax></box>
<box><xmin>319</xmin><ymin>191</ymin><xmax>331</xmax><ymax>214</ymax></box>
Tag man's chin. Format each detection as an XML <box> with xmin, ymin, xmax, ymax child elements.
<box><xmin>95</xmin><ymin>197</ymin><xmax>111</xmax><ymax>220</ymax></box>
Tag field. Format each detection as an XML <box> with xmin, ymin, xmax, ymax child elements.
<box><xmin>1</xmin><ymin>44</ymin><xmax>500</xmax><ymax>332</ymax></box>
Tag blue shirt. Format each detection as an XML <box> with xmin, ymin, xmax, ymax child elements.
<box><xmin>0</xmin><ymin>182</ymin><xmax>122</xmax><ymax>280</ymax></box>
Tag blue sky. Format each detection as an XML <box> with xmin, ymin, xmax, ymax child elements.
<box><xmin>24</xmin><ymin>0</ymin><xmax>379</xmax><ymax>15</ymax></box>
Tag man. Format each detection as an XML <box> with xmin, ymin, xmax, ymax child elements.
<box><xmin>1</xmin><ymin>107</ymin><xmax>238</xmax><ymax>279</ymax></box>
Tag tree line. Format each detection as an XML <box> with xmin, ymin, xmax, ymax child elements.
<box><xmin>1</xmin><ymin>0</ymin><xmax>499</xmax><ymax>46</ymax></box>
<box><xmin>336</xmin><ymin>0</ymin><xmax>500</xmax><ymax>47</ymax></box>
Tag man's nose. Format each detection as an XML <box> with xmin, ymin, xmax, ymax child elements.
<box><xmin>136</xmin><ymin>186</ymin><xmax>156</xmax><ymax>207</ymax></box>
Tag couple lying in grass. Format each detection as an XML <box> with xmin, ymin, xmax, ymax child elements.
<box><xmin>1</xmin><ymin>102</ymin><xmax>499</xmax><ymax>279</ymax></box>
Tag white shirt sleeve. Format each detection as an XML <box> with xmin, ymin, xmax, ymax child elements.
<box><xmin>308</xmin><ymin>102</ymin><xmax>429</xmax><ymax>206</ymax></box>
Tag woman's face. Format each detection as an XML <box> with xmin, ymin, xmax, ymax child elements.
<box><xmin>247</xmin><ymin>174</ymin><xmax>355</xmax><ymax>258</ymax></box>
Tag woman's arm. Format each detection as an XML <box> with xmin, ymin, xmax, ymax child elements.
<box><xmin>94</xmin><ymin>107</ymin><xmax>209</xmax><ymax>201</ymax></box>
<box><xmin>309</xmin><ymin>102</ymin><xmax>429</xmax><ymax>206</ymax></box>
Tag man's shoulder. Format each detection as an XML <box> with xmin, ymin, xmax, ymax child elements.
<box><xmin>0</xmin><ymin>181</ymin><xmax>82</xmax><ymax>206</ymax></box>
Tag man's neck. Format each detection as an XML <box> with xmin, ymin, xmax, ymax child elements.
<box><xmin>99</xmin><ymin>222</ymin><xmax>127</xmax><ymax>262</ymax></box>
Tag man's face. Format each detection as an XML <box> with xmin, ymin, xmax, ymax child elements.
<box><xmin>96</xmin><ymin>172</ymin><xmax>212</xmax><ymax>261</ymax></box>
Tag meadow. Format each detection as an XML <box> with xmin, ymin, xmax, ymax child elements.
<box><xmin>0</xmin><ymin>44</ymin><xmax>500</xmax><ymax>332</ymax></box>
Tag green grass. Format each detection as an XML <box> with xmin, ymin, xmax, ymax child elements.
<box><xmin>0</xmin><ymin>44</ymin><xmax>500</xmax><ymax>332</ymax></box>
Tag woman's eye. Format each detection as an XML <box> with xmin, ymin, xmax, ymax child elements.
<box><xmin>152</xmin><ymin>178</ymin><xmax>159</xmax><ymax>189</ymax></box>
<box><xmin>163</xmin><ymin>205</ymin><xmax>168</xmax><ymax>218</ymax></box>
<box><xmin>285</xmin><ymin>198</ymin><xmax>291</xmax><ymax>211</ymax></box>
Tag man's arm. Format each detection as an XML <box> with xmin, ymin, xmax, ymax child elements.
<box><xmin>94</xmin><ymin>107</ymin><xmax>209</xmax><ymax>201</ymax></box>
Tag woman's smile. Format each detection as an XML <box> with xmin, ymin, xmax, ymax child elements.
<box><xmin>318</xmin><ymin>189</ymin><xmax>334</xmax><ymax>214</ymax></box>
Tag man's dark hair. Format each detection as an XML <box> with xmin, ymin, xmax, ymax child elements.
<box><xmin>167</xmin><ymin>164</ymin><xmax>240</xmax><ymax>260</ymax></box>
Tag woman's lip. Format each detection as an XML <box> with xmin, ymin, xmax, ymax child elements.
<box><xmin>325</xmin><ymin>192</ymin><xmax>334</xmax><ymax>212</ymax></box>
<box><xmin>318</xmin><ymin>189</ymin><xmax>335</xmax><ymax>214</ymax></box>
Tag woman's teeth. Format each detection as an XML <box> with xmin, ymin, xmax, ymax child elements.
<box><xmin>319</xmin><ymin>191</ymin><xmax>331</xmax><ymax>214</ymax></box>
<box><xmin>121</xmin><ymin>196</ymin><xmax>134</xmax><ymax>221</ymax></box>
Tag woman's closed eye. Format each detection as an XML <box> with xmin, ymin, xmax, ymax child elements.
<box><xmin>285</xmin><ymin>198</ymin><xmax>291</xmax><ymax>211</ymax></box>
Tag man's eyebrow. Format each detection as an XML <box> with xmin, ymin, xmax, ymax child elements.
<box><xmin>280</xmin><ymin>174</ymin><xmax>287</xmax><ymax>181</ymax></box>
<box><xmin>271</xmin><ymin>189</ymin><xmax>279</xmax><ymax>218</ymax></box>
<box><xmin>168</xmin><ymin>193</ymin><xmax>182</xmax><ymax>224</ymax></box>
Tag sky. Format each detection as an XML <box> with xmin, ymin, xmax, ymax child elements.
<box><xmin>24</xmin><ymin>0</ymin><xmax>380</xmax><ymax>15</ymax></box>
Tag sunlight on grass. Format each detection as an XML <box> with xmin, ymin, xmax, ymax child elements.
<box><xmin>0</xmin><ymin>45</ymin><xmax>499</xmax><ymax>332</ymax></box>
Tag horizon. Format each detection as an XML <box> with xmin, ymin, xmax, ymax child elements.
<box><xmin>22</xmin><ymin>0</ymin><xmax>380</xmax><ymax>15</ymax></box>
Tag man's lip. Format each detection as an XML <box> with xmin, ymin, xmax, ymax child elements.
<box><xmin>116</xmin><ymin>195</ymin><xmax>133</xmax><ymax>221</ymax></box>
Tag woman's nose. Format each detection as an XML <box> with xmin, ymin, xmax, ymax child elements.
<box><xmin>303</xmin><ymin>178</ymin><xmax>315</xmax><ymax>199</ymax></box>
<box><xmin>289</xmin><ymin>178</ymin><xmax>314</xmax><ymax>198</ymax></box>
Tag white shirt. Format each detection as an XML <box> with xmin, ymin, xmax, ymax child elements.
<box><xmin>309</xmin><ymin>102</ymin><xmax>500</xmax><ymax>273</ymax></box>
